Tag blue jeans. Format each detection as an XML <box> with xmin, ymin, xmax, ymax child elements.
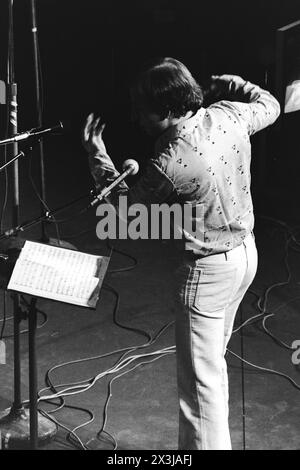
<box><xmin>174</xmin><ymin>233</ymin><xmax>258</xmax><ymax>450</ymax></box>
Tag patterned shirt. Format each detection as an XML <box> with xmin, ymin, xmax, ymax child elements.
<box><xmin>88</xmin><ymin>77</ymin><xmax>280</xmax><ymax>256</ymax></box>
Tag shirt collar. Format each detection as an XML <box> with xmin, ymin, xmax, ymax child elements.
<box><xmin>156</xmin><ymin>107</ymin><xmax>206</xmax><ymax>147</ymax></box>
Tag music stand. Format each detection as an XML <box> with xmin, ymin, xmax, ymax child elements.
<box><xmin>0</xmin><ymin>240</ymin><xmax>110</xmax><ymax>449</ymax></box>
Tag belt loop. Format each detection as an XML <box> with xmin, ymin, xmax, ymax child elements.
<box><xmin>225</xmin><ymin>252</ymin><xmax>228</xmax><ymax>261</ymax></box>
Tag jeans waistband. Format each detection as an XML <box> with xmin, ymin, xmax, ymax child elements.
<box><xmin>184</xmin><ymin>232</ymin><xmax>254</xmax><ymax>261</ymax></box>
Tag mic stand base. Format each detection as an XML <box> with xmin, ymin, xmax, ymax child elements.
<box><xmin>0</xmin><ymin>407</ymin><xmax>57</xmax><ymax>449</ymax></box>
<box><xmin>0</xmin><ymin>295</ymin><xmax>57</xmax><ymax>449</ymax></box>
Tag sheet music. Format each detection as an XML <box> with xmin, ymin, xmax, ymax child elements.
<box><xmin>7</xmin><ymin>241</ymin><xmax>110</xmax><ymax>308</ymax></box>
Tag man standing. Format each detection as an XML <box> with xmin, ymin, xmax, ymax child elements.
<box><xmin>82</xmin><ymin>57</ymin><xmax>280</xmax><ymax>450</ymax></box>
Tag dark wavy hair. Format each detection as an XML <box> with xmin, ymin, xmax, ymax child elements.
<box><xmin>130</xmin><ymin>57</ymin><xmax>203</xmax><ymax>120</ymax></box>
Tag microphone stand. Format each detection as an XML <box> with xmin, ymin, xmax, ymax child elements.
<box><xmin>0</xmin><ymin>1</ymin><xmax>56</xmax><ymax>449</ymax></box>
<box><xmin>0</xmin><ymin>0</ymin><xmax>24</xmax><ymax>441</ymax></box>
<box><xmin>0</xmin><ymin>143</ymin><xmax>99</xmax><ymax>449</ymax></box>
<box><xmin>30</xmin><ymin>0</ymin><xmax>48</xmax><ymax>243</ymax></box>
<box><xmin>29</xmin><ymin>1</ymin><xmax>74</xmax><ymax>252</ymax></box>
<box><xmin>0</xmin><ymin>144</ymin><xmax>134</xmax><ymax>449</ymax></box>
<box><xmin>0</xmin><ymin>192</ymin><xmax>94</xmax><ymax>241</ymax></box>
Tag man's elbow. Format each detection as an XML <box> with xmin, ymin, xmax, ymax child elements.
<box><xmin>265</xmin><ymin>96</ymin><xmax>281</xmax><ymax>126</ymax></box>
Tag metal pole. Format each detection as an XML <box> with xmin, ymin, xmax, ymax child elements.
<box><xmin>0</xmin><ymin>2</ymin><xmax>57</xmax><ymax>448</ymax></box>
<box><xmin>30</xmin><ymin>0</ymin><xmax>48</xmax><ymax>243</ymax></box>
<box><xmin>8</xmin><ymin>0</ymin><xmax>23</xmax><ymax>414</ymax></box>
<box><xmin>28</xmin><ymin>297</ymin><xmax>38</xmax><ymax>450</ymax></box>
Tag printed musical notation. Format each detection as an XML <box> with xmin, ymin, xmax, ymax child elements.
<box><xmin>7</xmin><ymin>241</ymin><xmax>110</xmax><ymax>308</ymax></box>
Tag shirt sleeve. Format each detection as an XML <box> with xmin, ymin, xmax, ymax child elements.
<box><xmin>88</xmin><ymin>149</ymin><xmax>177</xmax><ymax>211</ymax></box>
<box><xmin>212</xmin><ymin>78</ymin><xmax>281</xmax><ymax>135</ymax></box>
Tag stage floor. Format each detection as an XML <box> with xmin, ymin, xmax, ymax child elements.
<box><xmin>0</xmin><ymin>144</ymin><xmax>299</xmax><ymax>450</ymax></box>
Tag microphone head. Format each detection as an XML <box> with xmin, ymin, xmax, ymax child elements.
<box><xmin>122</xmin><ymin>159</ymin><xmax>139</xmax><ymax>175</ymax></box>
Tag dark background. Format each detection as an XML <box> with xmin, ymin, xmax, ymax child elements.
<box><xmin>0</xmin><ymin>0</ymin><xmax>299</xmax><ymax>233</ymax></box>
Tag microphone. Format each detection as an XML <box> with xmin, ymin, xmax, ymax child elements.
<box><xmin>0</xmin><ymin>121</ymin><xmax>65</xmax><ymax>146</ymax></box>
<box><xmin>90</xmin><ymin>159</ymin><xmax>139</xmax><ymax>207</ymax></box>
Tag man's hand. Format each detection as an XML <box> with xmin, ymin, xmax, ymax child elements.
<box><xmin>211</xmin><ymin>74</ymin><xmax>246</xmax><ymax>90</ymax></box>
<box><xmin>203</xmin><ymin>74</ymin><xmax>253</xmax><ymax>105</ymax></box>
<box><xmin>82</xmin><ymin>112</ymin><xmax>107</xmax><ymax>155</ymax></box>
<box><xmin>209</xmin><ymin>74</ymin><xmax>246</xmax><ymax>99</ymax></box>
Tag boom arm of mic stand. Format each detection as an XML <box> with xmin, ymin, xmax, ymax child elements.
<box><xmin>0</xmin><ymin>142</ymin><xmax>37</xmax><ymax>173</ymax></box>
<box><xmin>0</xmin><ymin>150</ymin><xmax>25</xmax><ymax>173</ymax></box>
<box><xmin>0</xmin><ymin>190</ymin><xmax>96</xmax><ymax>241</ymax></box>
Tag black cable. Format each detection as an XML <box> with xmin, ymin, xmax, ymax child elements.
<box><xmin>227</xmin><ymin>348</ymin><xmax>300</xmax><ymax>391</ymax></box>
<box><xmin>40</xmin><ymin>397</ymin><xmax>66</xmax><ymax>414</ymax></box>
<box><xmin>88</xmin><ymin>429</ymin><xmax>116</xmax><ymax>450</ymax></box>
<box><xmin>39</xmin><ymin>263</ymin><xmax>174</xmax><ymax>450</ymax></box>
<box><xmin>103</xmin><ymin>282</ymin><xmax>151</xmax><ymax>341</ymax></box>
<box><xmin>228</xmin><ymin>217</ymin><xmax>300</xmax><ymax>432</ymax></box>
<box><xmin>94</xmin><ymin>350</ymin><xmax>174</xmax><ymax>450</ymax></box>
<box><xmin>33</xmin><ymin>213</ymin><xmax>300</xmax><ymax>451</ymax></box>
<box><xmin>106</xmin><ymin>239</ymin><xmax>138</xmax><ymax>273</ymax></box>
<box><xmin>38</xmin><ymin>407</ymin><xmax>90</xmax><ymax>450</ymax></box>
<box><xmin>28</xmin><ymin>153</ymin><xmax>62</xmax><ymax>244</ymax></box>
